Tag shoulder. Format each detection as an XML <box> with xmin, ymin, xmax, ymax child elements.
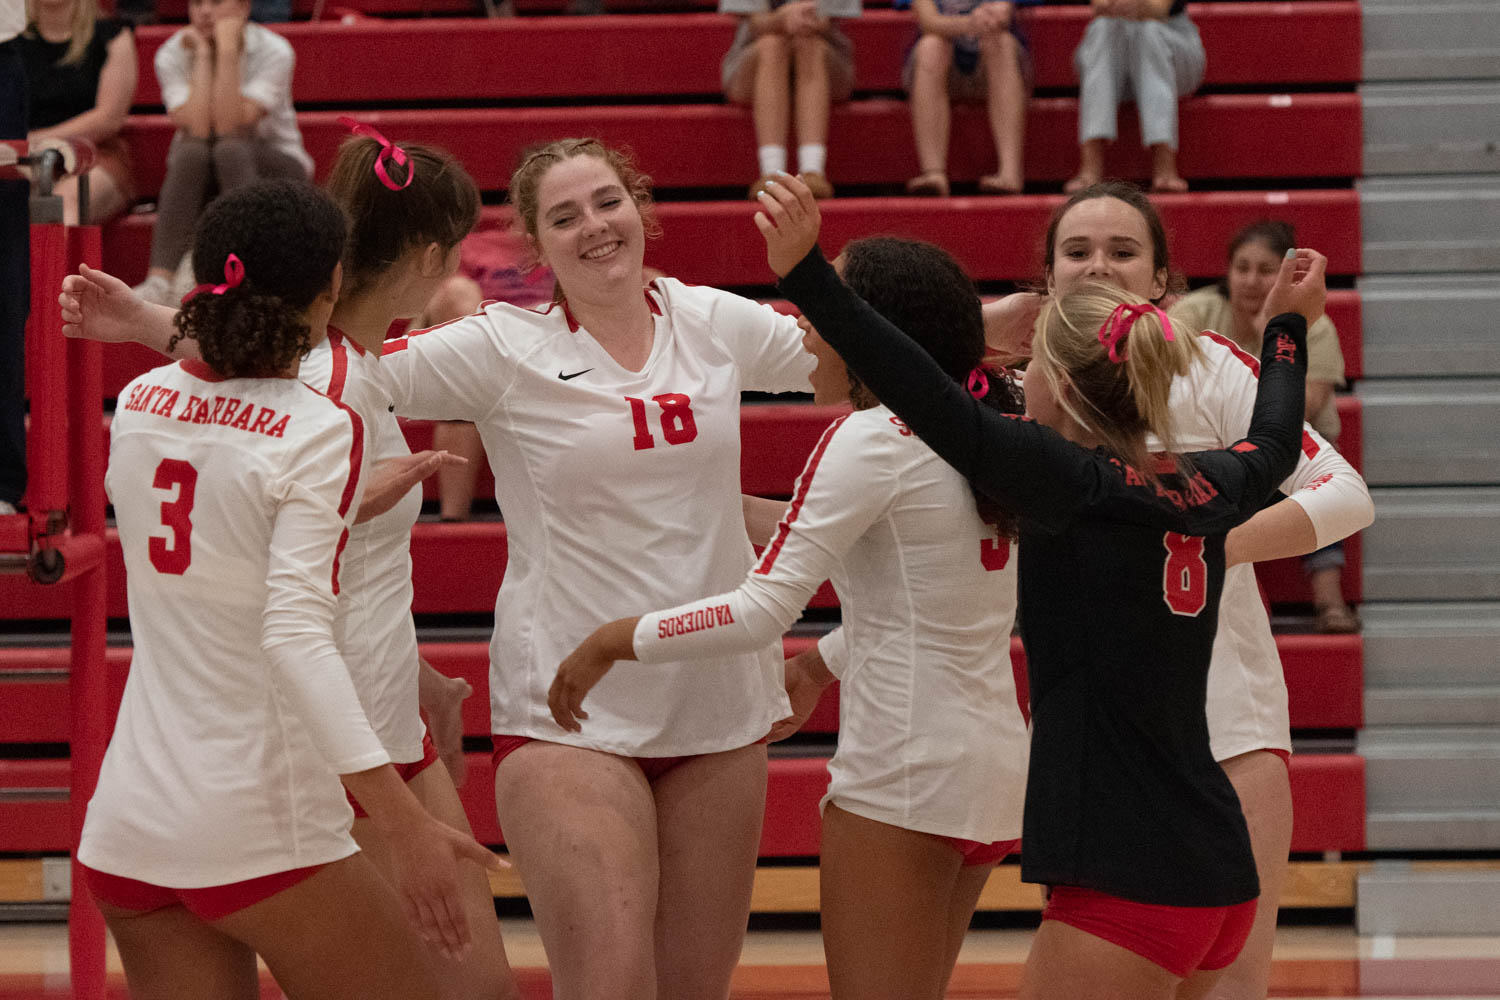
<box><xmin>244</xmin><ymin>22</ymin><xmax>292</xmax><ymax>57</ymax></box>
<box><xmin>1193</xmin><ymin>328</ymin><xmax>1260</xmax><ymax>380</ymax></box>
<box><xmin>156</xmin><ymin>29</ymin><xmax>189</xmax><ymax>58</ymax></box>
<box><xmin>96</xmin><ymin>17</ymin><xmax>130</xmax><ymax>45</ymax></box>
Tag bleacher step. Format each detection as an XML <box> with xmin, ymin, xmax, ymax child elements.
<box><xmin>1362</xmin><ymin>82</ymin><xmax>1500</xmax><ymax>176</ymax></box>
<box><xmin>1365</xmin><ymin>686</ymin><xmax>1500</xmax><ymax>727</ymax></box>
<box><xmin>1358</xmin><ymin>864</ymin><xmax>1500</xmax><ymax>935</ymax></box>
<box><xmin>1359</xmin><ymin>175</ymin><xmax>1500</xmax><ymax>274</ymax></box>
<box><xmin>1362</xmin><ymin>602</ymin><xmax>1500</xmax><ymax>689</ymax></box>
<box><xmin>1356</xmin><ymin>378</ymin><xmax>1500</xmax><ymax>486</ymax></box>
<box><xmin>1359</xmin><ymin>274</ymin><xmax>1500</xmax><ymax>378</ymax></box>
<box><xmin>1363</xmin><ymin>488</ymin><xmax>1500</xmax><ymax>601</ymax></box>
<box><xmin>1362</xmin><ymin>0</ymin><xmax>1500</xmax><ymax>82</ymax></box>
<box><xmin>1360</xmin><ymin>725</ymin><xmax>1500</xmax><ymax>848</ymax></box>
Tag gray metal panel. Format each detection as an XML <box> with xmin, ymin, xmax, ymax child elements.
<box><xmin>1359</xmin><ymin>275</ymin><xmax>1500</xmax><ymax>377</ymax></box>
<box><xmin>1356</xmin><ymin>380</ymin><xmax>1500</xmax><ymax>485</ymax></box>
<box><xmin>1365</xmin><ymin>489</ymin><xmax>1500</xmax><ymax>601</ymax></box>
<box><xmin>1362</xmin><ymin>602</ymin><xmax>1500</xmax><ymax>690</ymax></box>
<box><xmin>1365</xmin><ymin>687</ymin><xmax>1500</xmax><ymax>726</ymax></box>
<box><xmin>1360</xmin><ymin>177</ymin><xmax>1500</xmax><ymax>273</ymax></box>
<box><xmin>1366</xmin><ymin>811</ymin><xmax>1500</xmax><ymax>850</ymax></box>
<box><xmin>1363</xmin><ymin>82</ymin><xmax>1500</xmax><ymax>175</ymax></box>
<box><xmin>1363</xmin><ymin>0</ymin><xmax>1500</xmax><ymax>82</ymax></box>
<box><xmin>1358</xmin><ymin>867</ymin><xmax>1500</xmax><ymax>934</ymax></box>
<box><xmin>1360</xmin><ymin>730</ymin><xmax>1500</xmax><ymax>811</ymax></box>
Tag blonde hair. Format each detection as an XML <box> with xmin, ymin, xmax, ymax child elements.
<box><xmin>1032</xmin><ymin>281</ymin><xmax>1204</xmax><ymax>479</ymax></box>
<box><xmin>26</xmin><ymin>0</ymin><xmax>98</xmax><ymax>66</ymax></box>
<box><xmin>507</xmin><ymin>138</ymin><xmax>660</xmax><ymax>303</ymax></box>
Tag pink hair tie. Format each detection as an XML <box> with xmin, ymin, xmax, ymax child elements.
<box><xmin>337</xmin><ymin>115</ymin><xmax>413</xmax><ymax>191</ymax></box>
<box><xmin>182</xmin><ymin>253</ymin><xmax>245</xmax><ymax>303</ymax></box>
<box><xmin>1098</xmin><ymin>302</ymin><xmax>1175</xmax><ymax>364</ymax></box>
<box><xmin>966</xmin><ymin>366</ymin><xmax>990</xmax><ymax>399</ymax></box>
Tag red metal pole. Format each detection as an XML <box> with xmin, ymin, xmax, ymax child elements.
<box><xmin>66</xmin><ymin>224</ymin><xmax>107</xmax><ymax>1000</ymax></box>
<box><xmin>25</xmin><ymin>221</ymin><xmax>68</xmax><ymax>523</ymax></box>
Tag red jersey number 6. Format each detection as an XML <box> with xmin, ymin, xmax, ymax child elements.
<box><xmin>1162</xmin><ymin>532</ymin><xmax>1207</xmax><ymax>616</ymax></box>
<box><xmin>149</xmin><ymin>458</ymin><xmax>198</xmax><ymax>575</ymax></box>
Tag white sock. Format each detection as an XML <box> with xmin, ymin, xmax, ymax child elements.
<box><xmin>797</xmin><ymin>143</ymin><xmax>827</xmax><ymax>176</ymax></box>
<box><xmin>757</xmin><ymin>145</ymin><xmax>787</xmax><ymax>177</ymax></box>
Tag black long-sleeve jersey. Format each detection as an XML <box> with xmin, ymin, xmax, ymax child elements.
<box><xmin>779</xmin><ymin>248</ymin><xmax>1307</xmax><ymax>906</ymax></box>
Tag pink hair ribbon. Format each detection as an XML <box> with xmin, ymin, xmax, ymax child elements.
<box><xmin>1098</xmin><ymin>302</ymin><xmax>1175</xmax><ymax>364</ymax></box>
<box><xmin>966</xmin><ymin>366</ymin><xmax>990</xmax><ymax>399</ymax></box>
<box><xmin>182</xmin><ymin>253</ymin><xmax>245</xmax><ymax>303</ymax></box>
<box><xmin>337</xmin><ymin>115</ymin><xmax>413</xmax><ymax>191</ymax></box>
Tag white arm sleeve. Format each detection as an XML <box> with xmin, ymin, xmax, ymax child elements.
<box><xmin>701</xmin><ymin>286</ymin><xmax>816</xmax><ymax>394</ymax></box>
<box><xmin>632</xmin><ymin>414</ymin><xmax>895</xmax><ymax>662</ymax></box>
<box><xmin>815</xmin><ymin>626</ymin><xmax>848</xmax><ymax>680</ymax></box>
<box><xmin>378</xmin><ymin>310</ymin><xmax>515</xmax><ymax>422</ymax></box>
<box><xmin>260</xmin><ymin>411</ymin><xmax>390</xmax><ymax>775</ymax></box>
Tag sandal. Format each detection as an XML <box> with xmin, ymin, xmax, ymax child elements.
<box><xmin>905</xmin><ymin>171</ymin><xmax>950</xmax><ymax>197</ymax></box>
<box><xmin>1315</xmin><ymin>603</ymin><xmax>1362</xmax><ymax>634</ymax></box>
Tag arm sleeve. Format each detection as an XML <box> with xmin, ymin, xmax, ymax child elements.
<box><xmin>704</xmin><ymin>288</ymin><xmax>816</xmax><ymax>394</ymax></box>
<box><xmin>155</xmin><ymin>35</ymin><xmax>190</xmax><ymax>111</ymax></box>
<box><xmin>1281</xmin><ymin>427</ymin><xmax>1374</xmax><ymax>546</ymax></box>
<box><xmin>260</xmin><ymin>408</ymin><xmax>390</xmax><ymax>775</ymax></box>
<box><xmin>777</xmin><ymin>247</ymin><xmax>1107</xmax><ymax>529</ymax></box>
<box><xmin>632</xmin><ymin>415</ymin><xmax>895</xmax><ymax>662</ymax></box>
<box><xmin>239</xmin><ymin>30</ymin><xmax>293</xmax><ymax>111</ymax></box>
<box><xmin>816</xmin><ymin>627</ymin><xmax>848</xmax><ymax>680</ymax></box>
<box><xmin>378</xmin><ymin>312</ymin><xmax>513</xmax><ymax>422</ymax></box>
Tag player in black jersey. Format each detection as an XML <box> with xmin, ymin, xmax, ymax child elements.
<box><xmin>753</xmin><ymin>173</ymin><xmax>1326</xmax><ymax>999</ymax></box>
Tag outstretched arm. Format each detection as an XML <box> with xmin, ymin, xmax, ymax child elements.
<box><xmin>60</xmin><ymin>264</ymin><xmax>194</xmax><ymax>358</ymax></box>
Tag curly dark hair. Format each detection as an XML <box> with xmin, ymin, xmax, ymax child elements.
<box><xmin>169</xmin><ymin>180</ymin><xmax>347</xmax><ymax>379</ymax></box>
<box><xmin>839</xmin><ymin>236</ymin><xmax>1025</xmax><ymax>539</ymax></box>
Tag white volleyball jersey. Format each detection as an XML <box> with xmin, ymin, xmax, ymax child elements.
<box><xmin>1153</xmin><ymin>332</ymin><xmax>1374</xmax><ymax>761</ymax></box>
<box><xmin>299</xmin><ymin>331</ymin><xmax>426</xmax><ymax>763</ymax></box>
<box><xmin>377</xmin><ymin>279</ymin><xmax>815</xmax><ymax>756</ymax></box>
<box><xmin>81</xmin><ymin>359</ymin><xmax>389</xmax><ymax>887</ymax></box>
<box><xmin>634</xmin><ymin>406</ymin><xmax>1028</xmax><ymax>843</ymax></box>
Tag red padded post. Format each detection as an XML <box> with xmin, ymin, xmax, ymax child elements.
<box><xmin>25</xmin><ymin>221</ymin><xmax>68</xmax><ymax>526</ymax></box>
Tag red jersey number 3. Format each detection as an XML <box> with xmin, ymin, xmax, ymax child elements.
<box><xmin>149</xmin><ymin>458</ymin><xmax>198</xmax><ymax>575</ymax></box>
<box><xmin>1162</xmin><ymin>532</ymin><xmax>1207</xmax><ymax>616</ymax></box>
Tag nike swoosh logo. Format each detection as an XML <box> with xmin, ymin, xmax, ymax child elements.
<box><xmin>558</xmin><ymin>369</ymin><xmax>594</xmax><ymax>381</ymax></box>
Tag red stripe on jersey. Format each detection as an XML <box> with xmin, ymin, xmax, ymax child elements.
<box><xmin>1200</xmin><ymin>330</ymin><xmax>1260</xmax><ymax>377</ymax></box>
<box><xmin>325</xmin><ymin>331</ymin><xmax>351</xmax><ymax>403</ymax></box>
<box><xmin>1301</xmin><ymin>430</ymin><xmax>1320</xmax><ymax>459</ymax></box>
<box><xmin>754</xmin><ymin>415</ymin><xmax>849</xmax><ymax>576</ymax></box>
<box><xmin>328</xmin><ymin>400</ymin><xmax>365</xmax><ymax>597</ymax></box>
<box><xmin>381</xmin><ymin>304</ymin><xmax>494</xmax><ymax>357</ymax></box>
<box><xmin>1231</xmin><ymin>441</ymin><xmax>1258</xmax><ymax>453</ymax></box>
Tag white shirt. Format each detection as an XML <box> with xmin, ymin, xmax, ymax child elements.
<box><xmin>155</xmin><ymin>22</ymin><xmax>313</xmax><ymax>176</ymax></box>
<box><xmin>1</xmin><ymin>0</ymin><xmax>25</xmax><ymax>45</ymax></box>
<box><xmin>299</xmin><ymin>331</ymin><xmax>426</xmax><ymax>763</ymax></box>
<box><xmin>377</xmin><ymin>280</ymin><xmax>815</xmax><ymax>756</ymax></box>
<box><xmin>1153</xmin><ymin>332</ymin><xmax>1375</xmax><ymax>761</ymax></box>
<box><xmin>81</xmin><ymin>359</ymin><xmax>388</xmax><ymax>886</ymax></box>
<box><xmin>635</xmin><ymin>406</ymin><xmax>1028</xmax><ymax>843</ymax></box>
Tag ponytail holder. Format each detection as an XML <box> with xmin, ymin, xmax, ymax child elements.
<box><xmin>966</xmin><ymin>366</ymin><xmax>990</xmax><ymax>400</ymax></box>
<box><xmin>182</xmin><ymin>253</ymin><xmax>245</xmax><ymax>303</ymax></box>
<box><xmin>1098</xmin><ymin>302</ymin><xmax>1175</xmax><ymax>364</ymax></box>
<box><xmin>337</xmin><ymin>115</ymin><xmax>413</xmax><ymax>191</ymax></box>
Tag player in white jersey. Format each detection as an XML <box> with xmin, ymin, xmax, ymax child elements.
<box><xmin>62</xmin><ymin>130</ymin><xmax>520</xmax><ymax>1000</ymax></box>
<box><xmin>548</xmin><ymin>236</ymin><xmax>1030</xmax><ymax>1000</ymax></box>
<box><xmin>980</xmin><ymin>181</ymin><xmax>1373</xmax><ymax>1000</ymax></box>
<box><xmin>369</xmin><ymin>139</ymin><xmax>817</xmax><ymax>999</ymax></box>
<box><xmin>78</xmin><ymin>181</ymin><xmax>497</xmax><ymax>1000</ymax></box>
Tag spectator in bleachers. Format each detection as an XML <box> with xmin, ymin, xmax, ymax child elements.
<box><xmin>1</xmin><ymin>0</ymin><xmax>27</xmax><ymax>515</ymax></box>
<box><xmin>902</xmin><ymin>0</ymin><xmax>1037</xmax><ymax>196</ymax></box>
<box><xmin>722</xmin><ymin>0</ymin><xmax>859</xmax><ymax>200</ymax></box>
<box><xmin>132</xmin><ymin>0</ymin><xmax>310</xmax><ymax>306</ymax></box>
<box><xmin>1172</xmin><ymin>220</ymin><xmax>1359</xmax><ymax>633</ymax></box>
<box><xmin>19</xmin><ymin>0</ymin><xmax>137</xmax><ymax>225</ymax></box>
<box><xmin>1067</xmin><ymin>0</ymin><xmax>1203</xmax><ymax>194</ymax></box>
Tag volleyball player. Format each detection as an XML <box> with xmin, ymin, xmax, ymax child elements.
<box><xmin>78</xmin><ymin>180</ymin><xmax>497</xmax><ymax>1000</ymax></box>
<box><xmin>754</xmin><ymin>172</ymin><xmax>1325</xmax><ymax>998</ymax></box>
<box><xmin>548</xmin><ymin>235</ymin><xmax>1030</xmax><ymax>1000</ymax></box>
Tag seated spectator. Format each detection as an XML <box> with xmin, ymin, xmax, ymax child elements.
<box><xmin>1068</xmin><ymin>0</ymin><xmax>1203</xmax><ymax>194</ymax></box>
<box><xmin>132</xmin><ymin>0</ymin><xmax>310</xmax><ymax>305</ymax></box>
<box><xmin>1171</xmin><ymin>220</ymin><xmax>1360</xmax><ymax>633</ymax></box>
<box><xmin>19</xmin><ymin>0</ymin><xmax>137</xmax><ymax>225</ymax></box>
<box><xmin>903</xmin><ymin>0</ymin><xmax>1038</xmax><ymax>197</ymax></box>
<box><xmin>721</xmin><ymin>0</ymin><xmax>859</xmax><ymax>200</ymax></box>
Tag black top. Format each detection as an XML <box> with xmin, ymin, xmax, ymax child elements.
<box><xmin>19</xmin><ymin>18</ymin><xmax>129</xmax><ymax>131</ymax></box>
<box><xmin>779</xmin><ymin>247</ymin><xmax>1306</xmax><ymax>907</ymax></box>
<box><xmin>1170</xmin><ymin>0</ymin><xmax>1186</xmax><ymax>15</ymax></box>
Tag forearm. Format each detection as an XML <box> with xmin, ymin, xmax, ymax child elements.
<box><xmin>145</xmin><ymin>303</ymin><xmax>198</xmax><ymax>357</ymax></box>
<box><xmin>1224</xmin><ymin>497</ymin><xmax>1318</xmax><ymax>566</ymax></box>
<box><xmin>176</xmin><ymin>56</ymin><xmax>215</xmax><ymax>138</ymax></box>
<box><xmin>417</xmin><ymin>657</ymin><xmax>453</xmax><ymax>709</ymax></box>
<box><xmin>210</xmin><ymin>46</ymin><xmax>250</xmax><ymax>135</ymax></box>
<box><xmin>31</xmin><ymin>108</ymin><xmax>122</xmax><ymax>145</ymax></box>
<box><xmin>743</xmin><ymin>494</ymin><xmax>788</xmax><ymax>545</ymax></box>
<box><xmin>1240</xmin><ymin>313</ymin><xmax>1309</xmax><ymax>493</ymax></box>
<box><xmin>340</xmin><ymin>764</ymin><xmax>431</xmax><ymax>833</ymax></box>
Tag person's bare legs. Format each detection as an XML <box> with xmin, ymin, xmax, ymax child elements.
<box><xmin>791</xmin><ymin>34</ymin><xmax>833</xmax><ymax>150</ymax></box>
<box><xmin>352</xmin><ymin>764</ymin><xmax>520</xmax><ymax>1000</ymax></box>
<box><xmin>54</xmin><ymin>169</ymin><xmax>127</xmax><ymax>226</ymax></box>
<box><xmin>1150</xmin><ymin>143</ymin><xmax>1187</xmax><ymax>193</ymax></box>
<box><xmin>651</xmin><ymin>743</ymin><xmax>768</xmax><ymax>1000</ymax></box>
<box><xmin>938</xmin><ymin>860</ymin><xmax>1003</xmax><ymax>996</ymax></box>
<box><xmin>907</xmin><ymin>33</ymin><xmax>954</xmax><ymax>194</ymax></box>
<box><xmin>820</xmin><ymin>803</ymin><xmax>988</xmax><ymax>1000</ymax></box>
<box><xmin>726</xmin><ymin>36</ymin><xmax>791</xmax><ymax>156</ymax></box>
<box><xmin>101</xmin><ymin>900</ymin><xmax>260</xmax><ymax>1000</ymax></box>
<box><xmin>493</xmin><ymin>743</ymin><xmax>659</xmax><ymax>1000</ymax></box>
<box><xmin>1187</xmin><ymin>749</ymin><xmax>1292</xmax><ymax>1000</ymax></box>
<box><xmin>979</xmin><ymin>30</ymin><xmax>1027</xmax><ymax>193</ymax></box>
<box><xmin>1019</xmin><ymin>918</ymin><xmax>1183</xmax><ymax>1000</ymax></box>
<box><xmin>1067</xmin><ymin>138</ymin><xmax>1108</xmax><ymax>193</ymax></box>
<box><xmin>215</xmin><ymin>853</ymin><xmax>441</xmax><ymax>1000</ymax></box>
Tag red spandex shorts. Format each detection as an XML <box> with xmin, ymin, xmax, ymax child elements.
<box><xmin>83</xmin><ymin>863</ymin><xmax>326</xmax><ymax>922</ymax></box>
<box><xmin>347</xmin><ymin>730</ymin><xmax>440</xmax><ymax>819</ymax></box>
<box><xmin>492</xmin><ymin>733</ymin><xmax>767</xmax><ymax>782</ymax></box>
<box><xmin>1043</xmin><ymin>885</ymin><xmax>1257</xmax><ymax>979</ymax></box>
<box><xmin>940</xmin><ymin>836</ymin><xmax>1020</xmax><ymax>867</ymax></box>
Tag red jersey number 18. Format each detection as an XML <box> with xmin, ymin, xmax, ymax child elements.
<box><xmin>1162</xmin><ymin>532</ymin><xmax>1207</xmax><ymax>616</ymax></box>
<box><xmin>149</xmin><ymin>458</ymin><xmax>198</xmax><ymax>575</ymax></box>
<box><xmin>627</xmin><ymin>394</ymin><xmax>699</xmax><ymax>451</ymax></box>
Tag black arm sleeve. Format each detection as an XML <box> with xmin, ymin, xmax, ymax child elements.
<box><xmin>779</xmin><ymin>246</ymin><xmax>1106</xmax><ymax>528</ymax></box>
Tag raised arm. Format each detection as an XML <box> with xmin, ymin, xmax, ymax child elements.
<box><xmin>60</xmin><ymin>264</ymin><xmax>193</xmax><ymax>357</ymax></box>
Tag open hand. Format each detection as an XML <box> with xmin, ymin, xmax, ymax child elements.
<box><xmin>754</xmin><ymin>172</ymin><xmax>823</xmax><ymax>278</ymax></box>
<box><xmin>60</xmin><ymin>263</ymin><xmax>160</xmax><ymax>344</ymax></box>
<box><xmin>547</xmin><ymin>618</ymin><xmax>637</xmax><ymax>732</ymax></box>
<box><xmin>971</xmin><ymin>1</ymin><xmax>1013</xmax><ymax>33</ymax></box>
<box><xmin>419</xmin><ymin>660</ymin><xmax>473</xmax><ymax>788</ymax></box>
<box><xmin>766</xmin><ymin>650</ymin><xmax>834</xmax><ymax>742</ymax></box>
<box><xmin>981</xmin><ymin>291</ymin><xmax>1041</xmax><ymax>365</ymax></box>
<box><xmin>356</xmin><ymin>451</ymin><xmax>466</xmax><ymax>524</ymax></box>
<box><xmin>388</xmin><ymin>820</ymin><xmax>504</xmax><ymax>960</ymax></box>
